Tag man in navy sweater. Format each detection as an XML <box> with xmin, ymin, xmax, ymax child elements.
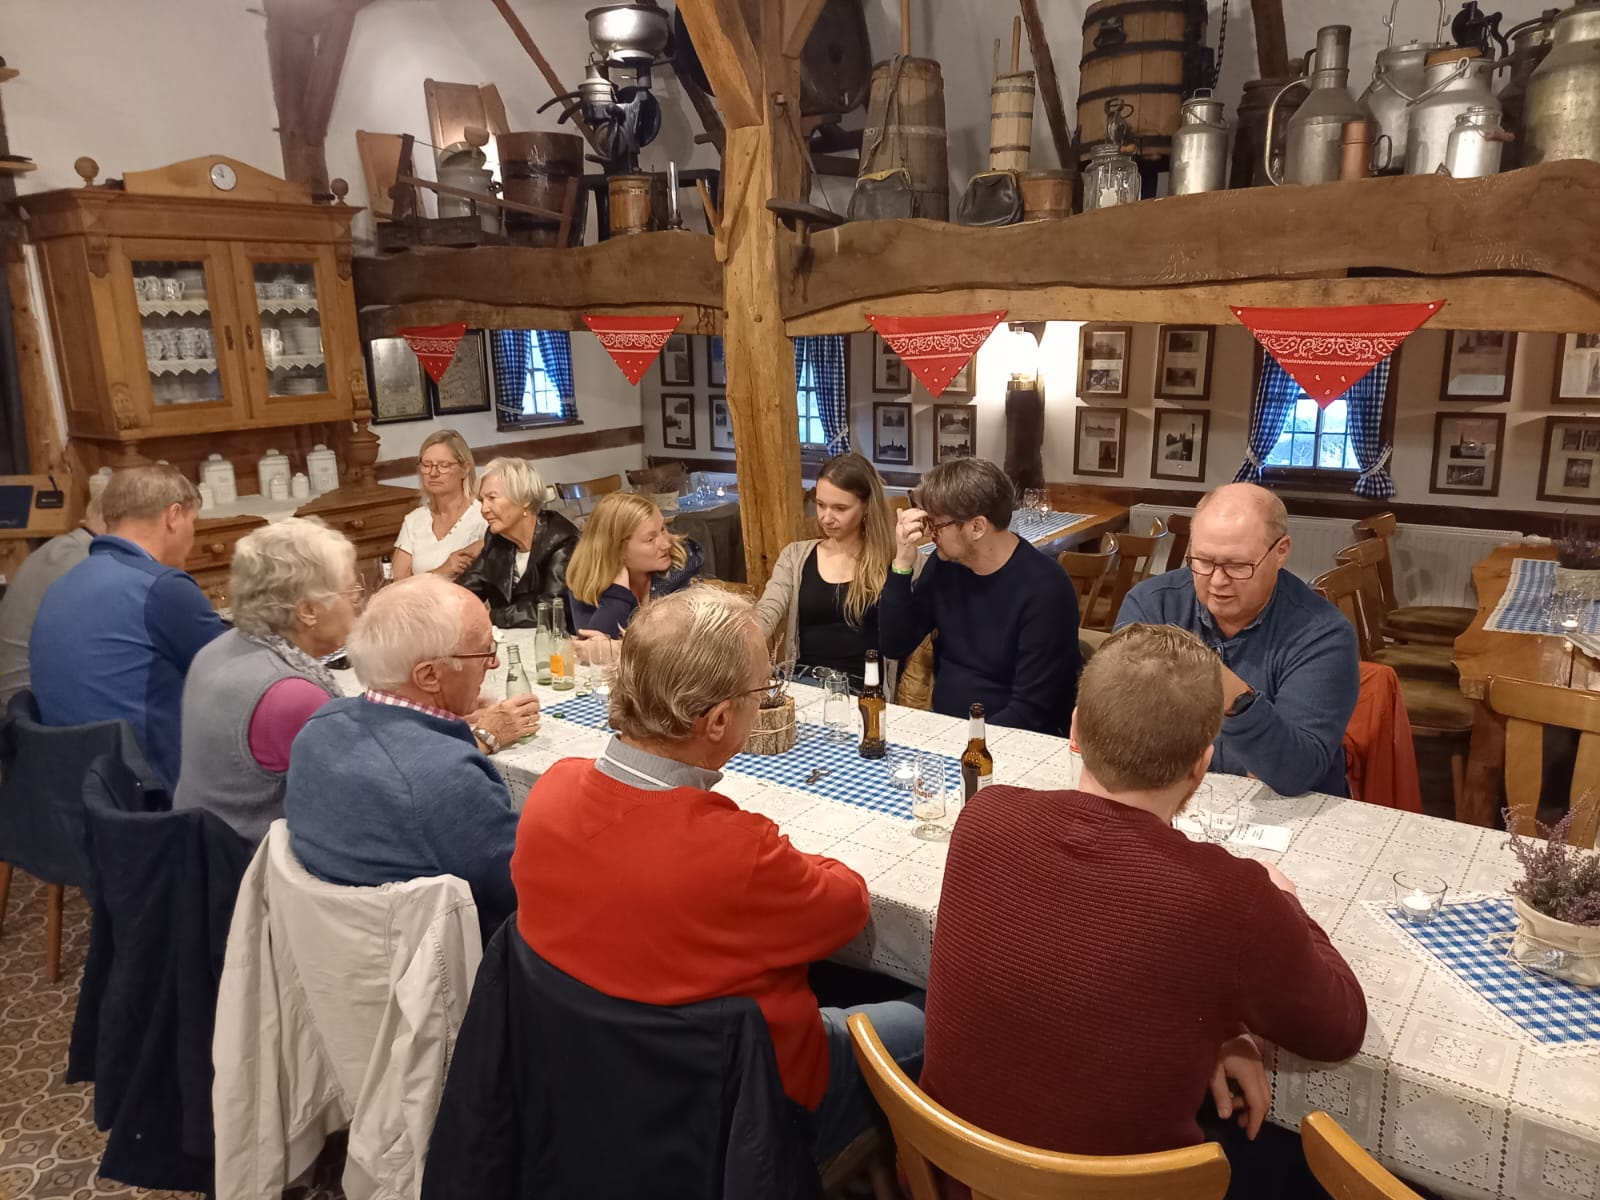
<box><xmin>1116</xmin><ymin>483</ymin><xmax>1359</xmax><ymax>797</ymax></box>
<box><xmin>879</xmin><ymin>459</ymin><xmax>1079</xmax><ymax>735</ymax></box>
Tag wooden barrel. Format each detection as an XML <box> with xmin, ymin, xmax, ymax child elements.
<box><xmin>1077</xmin><ymin>0</ymin><xmax>1208</xmax><ymax>162</ymax></box>
<box><xmin>1017</xmin><ymin>169</ymin><xmax>1074</xmax><ymax>220</ymax></box>
<box><xmin>607</xmin><ymin>174</ymin><xmax>653</xmax><ymax>237</ymax></box>
<box><xmin>989</xmin><ymin>71</ymin><xmax>1036</xmax><ymax>171</ymax></box>
<box><xmin>497</xmin><ymin>130</ymin><xmax>586</xmax><ymax>247</ymax></box>
<box><xmin>859</xmin><ymin>57</ymin><xmax>949</xmax><ymax>220</ymax></box>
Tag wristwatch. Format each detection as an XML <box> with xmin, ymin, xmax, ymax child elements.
<box><xmin>473</xmin><ymin>726</ymin><xmax>502</xmax><ymax>754</ymax></box>
<box><xmin>1224</xmin><ymin>688</ymin><xmax>1258</xmax><ymax>719</ymax></box>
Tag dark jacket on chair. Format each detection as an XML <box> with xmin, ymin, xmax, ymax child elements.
<box><xmin>421</xmin><ymin>917</ymin><xmax>822</xmax><ymax>1200</ymax></box>
<box><xmin>457</xmin><ymin>511</ymin><xmax>581</xmax><ymax>629</ymax></box>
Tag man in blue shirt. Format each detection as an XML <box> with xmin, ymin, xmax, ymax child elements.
<box><xmin>31</xmin><ymin>465</ymin><xmax>225</xmax><ymax>792</ymax></box>
<box><xmin>1116</xmin><ymin>483</ymin><xmax>1359</xmax><ymax>797</ymax></box>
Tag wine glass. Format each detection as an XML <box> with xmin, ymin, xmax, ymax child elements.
<box><xmin>912</xmin><ymin>754</ymin><xmax>949</xmax><ymax>841</ymax></box>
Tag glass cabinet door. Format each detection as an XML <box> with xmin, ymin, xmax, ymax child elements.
<box><xmin>125</xmin><ymin>248</ymin><xmax>240</xmax><ymax>424</ymax></box>
<box><xmin>232</xmin><ymin>246</ymin><xmax>345</xmax><ymax>420</ymax></box>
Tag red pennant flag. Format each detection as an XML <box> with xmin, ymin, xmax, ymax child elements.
<box><xmin>582</xmin><ymin>314</ymin><xmax>685</xmax><ymax>385</ymax></box>
<box><xmin>397</xmin><ymin>322</ymin><xmax>468</xmax><ymax>384</ymax></box>
<box><xmin>1232</xmin><ymin>301</ymin><xmax>1443</xmax><ymax>407</ymax></box>
<box><xmin>866</xmin><ymin>311</ymin><xmax>1007</xmax><ymax>398</ymax></box>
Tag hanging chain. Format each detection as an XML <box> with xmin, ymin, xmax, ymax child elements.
<box><xmin>1211</xmin><ymin>0</ymin><xmax>1229</xmax><ymax>89</ymax></box>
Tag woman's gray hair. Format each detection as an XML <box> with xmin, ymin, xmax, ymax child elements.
<box><xmin>346</xmin><ymin>575</ymin><xmax>469</xmax><ymax>689</ymax></box>
<box><xmin>229</xmin><ymin>518</ymin><xmax>355</xmax><ymax>637</ymax></box>
<box><xmin>479</xmin><ymin>456</ymin><xmax>546</xmax><ymax>513</ymax></box>
<box><xmin>609</xmin><ymin>587</ymin><xmax>759</xmax><ymax>741</ymax></box>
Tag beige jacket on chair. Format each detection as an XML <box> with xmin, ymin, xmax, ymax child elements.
<box><xmin>212</xmin><ymin>821</ymin><xmax>482</xmax><ymax>1200</ymax></box>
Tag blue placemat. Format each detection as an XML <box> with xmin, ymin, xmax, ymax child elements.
<box><xmin>1484</xmin><ymin>557</ymin><xmax>1600</xmax><ymax>636</ymax></box>
<box><xmin>919</xmin><ymin>509</ymin><xmax>1087</xmax><ymax>554</ymax></box>
<box><xmin>1385</xmin><ymin>897</ymin><xmax>1600</xmax><ymax>1046</ymax></box>
<box><xmin>547</xmin><ymin>693</ymin><xmax>957</xmax><ymax>820</ymax></box>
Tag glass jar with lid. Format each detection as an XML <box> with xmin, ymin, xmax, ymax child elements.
<box><xmin>1082</xmin><ymin>143</ymin><xmax>1140</xmax><ymax>211</ymax></box>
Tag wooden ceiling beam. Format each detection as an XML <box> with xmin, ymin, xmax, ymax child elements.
<box><xmin>264</xmin><ymin>0</ymin><xmax>365</xmax><ymax>193</ymax></box>
<box><xmin>781</xmin><ymin>0</ymin><xmax>830</xmax><ymax>58</ymax></box>
<box><xmin>676</xmin><ymin>0</ymin><xmax>764</xmax><ymax>128</ymax></box>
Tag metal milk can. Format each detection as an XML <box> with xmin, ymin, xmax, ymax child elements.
<box><xmin>1444</xmin><ymin>103</ymin><xmax>1510</xmax><ymax>175</ymax></box>
<box><xmin>1266</xmin><ymin>26</ymin><xmax>1365</xmax><ymax>185</ymax></box>
<box><xmin>1359</xmin><ymin>0</ymin><xmax>1450</xmax><ymax>172</ymax></box>
<box><xmin>1523</xmin><ymin>1</ymin><xmax>1600</xmax><ymax>166</ymax></box>
<box><xmin>1170</xmin><ymin>90</ymin><xmax>1231</xmax><ymax>194</ymax></box>
<box><xmin>1498</xmin><ymin>9</ymin><xmax>1559</xmax><ymax>169</ymax></box>
<box><xmin>1405</xmin><ymin>48</ymin><xmax>1500</xmax><ymax>174</ymax></box>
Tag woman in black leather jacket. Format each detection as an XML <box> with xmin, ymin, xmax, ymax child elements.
<box><xmin>457</xmin><ymin>456</ymin><xmax>580</xmax><ymax>628</ymax></box>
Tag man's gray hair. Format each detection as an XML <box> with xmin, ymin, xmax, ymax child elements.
<box><xmin>479</xmin><ymin>456</ymin><xmax>546</xmax><ymax>512</ymax></box>
<box><xmin>229</xmin><ymin>518</ymin><xmax>355</xmax><ymax>638</ymax></box>
<box><xmin>347</xmin><ymin>575</ymin><xmax>469</xmax><ymax>689</ymax></box>
<box><xmin>100</xmin><ymin>465</ymin><xmax>200</xmax><ymax>526</ymax></box>
<box><xmin>610</xmin><ymin>586</ymin><xmax>758</xmax><ymax>741</ymax></box>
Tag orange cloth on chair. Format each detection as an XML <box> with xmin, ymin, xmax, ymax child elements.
<box><xmin>1342</xmin><ymin>661</ymin><xmax>1424</xmax><ymax>812</ymax></box>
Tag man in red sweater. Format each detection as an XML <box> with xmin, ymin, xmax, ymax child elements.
<box><xmin>513</xmin><ymin>587</ymin><xmax>926</xmax><ymax>1160</ymax></box>
<box><xmin>921</xmin><ymin>623</ymin><xmax>1366</xmax><ymax>1197</ymax></box>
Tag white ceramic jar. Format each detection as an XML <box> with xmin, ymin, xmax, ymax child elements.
<box><xmin>257</xmin><ymin>449</ymin><xmax>291</xmax><ymax>500</ymax></box>
<box><xmin>306</xmin><ymin>443</ymin><xmax>340</xmax><ymax>496</ymax></box>
<box><xmin>200</xmin><ymin>453</ymin><xmax>238</xmax><ymax>505</ymax></box>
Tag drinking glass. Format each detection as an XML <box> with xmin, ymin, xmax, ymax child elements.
<box><xmin>1193</xmin><ymin>783</ymin><xmax>1240</xmax><ymax>844</ymax></box>
<box><xmin>912</xmin><ymin>754</ymin><xmax>949</xmax><ymax>841</ymax></box>
<box><xmin>820</xmin><ymin>669</ymin><xmax>852</xmax><ymax>742</ymax></box>
<box><xmin>589</xmin><ymin>636</ymin><xmax>616</xmax><ymax>699</ymax></box>
<box><xmin>1393</xmin><ymin>871</ymin><xmax>1447</xmax><ymax>924</ymax></box>
<box><xmin>1546</xmin><ymin>586</ymin><xmax>1587</xmax><ymax>634</ymax></box>
<box><xmin>1022</xmin><ymin>489</ymin><xmax>1042</xmax><ymax>516</ymax></box>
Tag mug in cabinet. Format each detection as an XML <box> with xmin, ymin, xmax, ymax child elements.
<box><xmin>261</xmin><ymin>327</ymin><xmax>285</xmax><ymax>358</ymax></box>
<box><xmin>160</xmin><ymin>278</ymin><xmax>184</xmax><ymax>301</ymax></box>
<box><xmin>142</xmin><ymin>329</ymin><xmax>165</xmax><ymax>361</ymax></box>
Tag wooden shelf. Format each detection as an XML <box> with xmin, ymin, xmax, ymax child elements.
<box><xmin>0</xmin><ymin>68</ymin><xmax>19</xmax><ymax>83</ymax></box>
<box><xmin>0</xmin><ymin>160</ymin><xmax>37</xmax><ymax>175</ymax></box>
<box><xmin>781</xmin><ymin>161</ymin><xmax>1600</xmax><ymax>335</ymax></box>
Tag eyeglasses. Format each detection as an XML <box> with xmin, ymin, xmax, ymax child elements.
<box><xmin>451</xmin><ymin>648</ymin><xmax>501</xmax><ymax>666</ymax></box>
<box><xmin>701</xmin><ymin>682</ymin><xmax>773</xmax><ymax>714</ymax></box>
<box><xmin>418</xmin><ymin>461</ymin><xmax>460</xmax><ymax>475</ymax></box>
<box><xmin>1187</xmin><ymin>536</ymin><xmax>1287</xmax><ymax>581</ymax></box>
<box><xmin>339</xmin><ymin>581</ymin><xmax>367</xmax><ymax>606</ymax></box>
<box><xmin>925</xmin><ymin>517</ymin><xmax>963</xmax><ymax>537</ymax></box>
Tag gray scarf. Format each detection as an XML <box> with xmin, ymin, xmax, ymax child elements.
<box><xmin>239</xmin><ymin>630</ymin><xmax>342</xmax><ymax>697</ymax></box>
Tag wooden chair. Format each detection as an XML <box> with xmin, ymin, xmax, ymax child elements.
<box><xmin>1086</xmin><ymin>525</ymin><xmax>1171</xmax><ymax>631</ymax></box>
<box><xmin>1080</xmin><ymin>627</ymin><xmax>1112</xmax><ymax>665</ymax></box>
<box><xmin>1165</xmin><ymin>513</ymin><xmax>1192</xmax><ymax>573</ymax></box>
<box><xmin>1313</xmin><ymin>562</ymin><xmax>1473</xmax><ymax>813</ymax></box>
<box><xmin>846</xmin><ymin>1012</ymin><xmax>1230</xmax><ymax>1200</ymax></box>
<box><xmin>627</xmin><ymin>462</ymin><xmax>686</xmax><ymax>495</ymax></box>
<box><xmin>555</xmin><ymin>473</ymin><xmax>623</xmax><ymax>517</ymax></box>
<box><xmin>1058</xmin><ymin>534</ymin><xmax>1120</xmax><ymax>625</ymax></box>
<box><xmin>1486</xmin><ymin>676</ymin><xmax>1600</xmax><ymax>847</ymax></box>
<box><xmin>1353</xmin><ymin>512</ymin><xmax>1476</xmax><ymax>645</ymax></box>
<box><xmin>1301</xmin><ymin>1112</ymin><xmax>1424</xmax><ymax>1200</ymax></box>
<box><xmin>897</xmin><ymin>634</ymin><xmax>936</xmax><ymax>711</ymax></box>
<box><xmin>1335</xmin><ymin>541</ymin><xmax>1459</xmax><ymax>685</ymax></box>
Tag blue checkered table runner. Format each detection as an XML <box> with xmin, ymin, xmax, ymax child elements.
<box><xmin>1385</xmin><ymin>898</ymin><xmax>1600</xmax><ymax>1046</ymax></box>
<box><xmin>919</xmin><ymin>509</ymin><xmax>1087</xmax><ymax>555</ymax></box>
<box><xmin>547</xmin><ymin>693</ymin><xmax>958</xmax><ymax>820</ymax></box>
<box><xmin>1484</xmin><ymin>557</ymin><xmax>1600</xmax><ymax>637</ymax></box>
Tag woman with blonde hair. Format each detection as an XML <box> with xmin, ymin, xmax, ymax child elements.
<box><xmin>565</xmin><ymin>491</ymin><xmax>704</xmax><ymax>638</ymax></box>
<box><xmin>458</xmin><ymin>456</ymin><xmax>580</xmax><ymax>627</ymax></box>
<box><xmin>755</xmin><ymin>453</ymin><xmax>898</xmax><ymax>687</ymax></box>
<box><xmin>392</xmin><ymin>429</ymin><xmax>488</xmax><ymax>581</ymax></box>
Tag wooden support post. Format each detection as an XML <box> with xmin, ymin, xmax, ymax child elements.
<box><xmin>5</xmin><ymin>236</ymin><xmax>63</xmax><ymax>476</ymax></box>
<box><xmin>265</xmin><ymin>0</ymin><xmax>365</xmax><ymax>192</ymax></box>
<box><xmin>1019</xmin><ymin>0</ymin><xmax>1075</xmax><ymax>172</ymax></box>
<box><xmin>1249</xmin><ymin>0</ymin><xmax>1291</xmax><ymax>79</ymax></box>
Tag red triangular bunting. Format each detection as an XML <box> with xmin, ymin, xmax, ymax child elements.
<box><xmin>398</xmin><ymin>322</ymin><xmax>468</xmax><ymax>383</ymax></box>
<box><xmin>1232</xmin><ymin>301</ymin><xmax>1444</xmax><ymax>407</ymax></box>
<box><xmin>866</xmin><ymin>311</ymin><xmax>1007</xmax><ymax>398</ymax></box>
<box><xmin>582</xmin><ymin>314</ymin><xmax>685</xmax><ymax>385</ymax></box>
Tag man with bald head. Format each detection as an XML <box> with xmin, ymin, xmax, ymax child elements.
<box><xmin>1115</xmin><ymin>483</ymin><xmax>1359</xmax><ymax>796</ymax></box>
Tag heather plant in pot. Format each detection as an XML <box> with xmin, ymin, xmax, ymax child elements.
<box><xmin>1504</xmin><ymin>802</ymin><xmax>1600</xmax><ymax>988</ymax></box>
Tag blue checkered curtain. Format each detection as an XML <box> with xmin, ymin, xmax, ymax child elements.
<box><xmin>795</xmin><ymin>335</ymin><xmax>850</xmax><ymax>453</ymax></box>
<box><xmin>1347</xmin><ymin>358</ymin><xmax>1395</xmax><ymax>499</ymax></box>
<box><xmin>1234</xmin><ymin>356</ymin><xmax>1300</xmax><ymax>483</ymax></box>
<box><xmin>491</xmin><ymin>330</ymin><xmax>530</xmax><ymax>425</ymax></box>
<box><xmin>535</xmin><ymin>330</ymin><xmax>577</xmax><ymax>419</ymax></box>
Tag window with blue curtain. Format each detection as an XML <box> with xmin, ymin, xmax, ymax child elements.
<box><xmin>491</xmin><ymin>329</ymin><xmax>579</xmax><ymax>431</ymax></box>
<box><xmin>1244</xmin><ymin>348</ymin><xmax>1397</xmax><ymax>496</ymax></box>
<box><xmin>793</xmin><ymin>335</ymin><xmax>850</xmax><ymax>454</ymax></box>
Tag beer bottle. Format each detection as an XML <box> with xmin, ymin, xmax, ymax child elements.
<box><xmin>378</xmin><ymin>554</ymin><xmax>394</xmax><ymax>588</ymax></box>
<box><xmin>858</xmin><ymin>650</ymin><xmax>886</xmax><ymax>759</ymax></box>
<box><xmin>505</xmin><ymin>644</ymin><xmax>532</xmax><ymax>697</ymax></box>
<box><xmin>961</xmin><ymin>703</ymin><xmax>994</xmax><ymax>802</ymax></box>
<box><xmin>535</xmin><ymin>600</ymin><xmax>554</xmax><ymax>685</ymax></box>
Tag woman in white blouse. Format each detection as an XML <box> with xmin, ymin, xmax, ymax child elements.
<box><xmin>391</xmin><ymin>429</ymin><xmax>489</xmax><ymax>581</ymax></box>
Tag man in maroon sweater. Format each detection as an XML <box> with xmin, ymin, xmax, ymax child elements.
<box><xmin>921</xmin><ymin>623</ymin><xmax>1366</xmax><ymax>1196</ymax></box>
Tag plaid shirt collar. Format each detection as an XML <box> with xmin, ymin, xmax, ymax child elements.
<box><xmin>363</xmin><ymin>688</ymin><xmax>464</xmax><ymax>725</ymax></box>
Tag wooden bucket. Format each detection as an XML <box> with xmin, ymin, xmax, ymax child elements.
<box><xmin>1018</xmin><ymin>169</ymin><xmax>1074</xmax><ymax>221</ymax></box>
<box><xmin>607</xmin><ymin>174</ymin><xmax>654</xmax><ymax>237</ymax></box>
<box><xmin>746</xmin><ymin>694</ymin><xmax>797</xmax><ymax>756</ymax></box>
<box><xmin>1077</xmin><ymin>0</ymin><xmax>1207</xmax><ymax>162</ymax></box>
<box><xmin>859</xmin><ymin>56</ymin><xmax>949</xmax><ymax>220</ymax></box>
<box><xmin>989</xmin><ymin>71</ymin><xmax>1036</xmax><ymax>171</ymax></box>
<box><xmin>498</xmin><ymin>130</ymin><xmax>586</xmax><ymax>247</ymax></box>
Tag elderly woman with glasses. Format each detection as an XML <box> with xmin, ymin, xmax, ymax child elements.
<box><xmin>458</xmin><ymin>455</ymin><xmax>581</xmax><ymax>629</ymax></box>
<box><xmin>173</xmin><ymin>518</ymin><xmax>365</xmax><ymax>842</ymax></box>
<box><xmin>392</xmin><ymin>429</ymin><xmax>489</xmax><ymax>581</ymax></box>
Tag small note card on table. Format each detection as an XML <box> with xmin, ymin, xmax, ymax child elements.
<box><xmin>1174</xmin><ymin>819</ymin><xmax>1292</xmax><ymax>852</ymax></box>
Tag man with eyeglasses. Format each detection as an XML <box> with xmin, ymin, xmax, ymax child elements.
<box><xmin>285</xmin><ymin>575</ymin><xmax>539</xmax><ymax>938</ymax></box>
<box><xmin>1116</xmin><ymin>483</ymin><xmax>1359</xmax><ymax>797</ymax></box>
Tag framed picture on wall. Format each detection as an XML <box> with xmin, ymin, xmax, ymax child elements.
<box><xmin>429</xmin><ymin>331</ymin><xmax>491</xmax><ymax>416</ymax></box>
<box><xmin>872</xmin><ymin>401</ymin><xmax>913</xmax><ymax>465</ymax></box>
<box><xmin>1155</xmin><ymin>326</ymin><xmax>1214</xmax><ymax>401</ymax></box>
<box><xmin>1429</xmin><ymin>413</ymin><xmax>1504</xmax><ymax>497</ymax></box>
<box><xmin>944</xmin><ymin>361</ymin><xmax>973</xmax><ymax>396</ymax></box>
<box><xmin>661</xmin><ymin>393</ymin><xmax>697</xmax><ymax>450</ymax></box>
<box><xmin>659</xmin><ymin>334</ymin><xmax>694</xmax><ymax>386</ymax></box>
<box><xmin>1538</xmin><ymin>416</ymin><xmax>1600</xmax><ymax>505</ymax></box>
<box><xmin>707</xmin><ymin>335</ymin><xmax>727</xmax><ymax>387</ymax></box>
<box><xmin>1078</xmin><ymin>324</ymin><xmax>1132</xmax><ymax>399</ymax></box>
<box><xmin>1439</xmin><ymin>330</ymin><xmax>1516</xmax><ymax>402</ymax></box>
<box><xmin>933</xmin><ymin>404</ymin><xmax>976</xmax><ymax>464</ymax></box>
<box><xmin>366</xmin><ymin>337</ymin><xmax>432</xmax><ymax>424</ymax></box>
<box><xmin>1552</xmin><ymin>333</ymin><xmax>1600</xmax><ymax>403</ymax></box>
<box><xmin>1075</xmin><ymin>406</ymin><xmax>1127</xmax><ymax>477</ymax></box>
<box><xmin>873</xmin><ymin>337</ymin><xmax>910</xmax><ymax>393</ymax></box>
<box><xmin>1150</xmin><ymin>408</ymin><xmax>1210</xmax><ymax>482</ymax></box>
<box><xmin>710</xmin><ymin>394</ymin><xmax>734</xmax><ymax>451</ymax></box>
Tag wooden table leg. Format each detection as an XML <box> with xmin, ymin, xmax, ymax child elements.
<box><xmin>1458</xmin><ymin>700</ymin><xmax>1506</xmax><ymax>827</ymax></box>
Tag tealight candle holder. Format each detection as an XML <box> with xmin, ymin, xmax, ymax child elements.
<box><xmin>888</xmin><ymin>750</ymin><xmax>917</xmax><ymax>791</ymax></box>
<box><xmin>1393</xmin><ymin>871</ymin><xmax>1447</xmax><ymax>925</ymax></box>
